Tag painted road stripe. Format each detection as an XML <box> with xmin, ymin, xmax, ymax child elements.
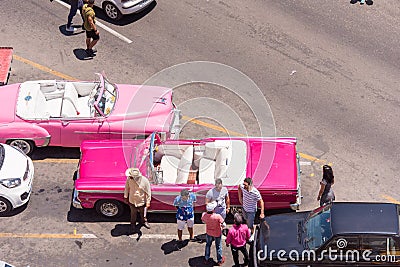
<box><xmin>182</xmin><ymin>115</ymin><xmax>245</xmax><ymax>136</ymax></box>
<box><xmin>129</xmin><ymin>234</ymin><xmax>225</xmax><ymax>240</ymax></box>
<box><xmin>300</xmin><ymin>161</ymin><xmax>311</xmax><ymax>166</ymax></box>
<box><xmin>0</xmin><ymin>233</ymin><xmax>97</xmax><ymax>239</ymax></box>
<box><xmin>382</xmin><ymin>195</ymin><xmax>400</xmax><ymax>204</ymax></box>
<box><xmin>33</xmin><ymin>158</ymin><xmax>79</xmax><ymax>163</ymax></box>
<box><xmin>53</xmin><ymin>0</ymin><xmax>133</xmax><ymax>44</ymax></box>
<box><xmin>13</xmin><ymin>55</ymin><xmax>77</xmax><ymax>81</ymax></box>
<box><xmin>14</xmin><ymin>56</ymin><xmax>324</xmax><ymax>164</ymax></box>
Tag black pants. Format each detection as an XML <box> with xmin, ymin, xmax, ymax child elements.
<box><xmin>231</xmin><ymin>245</ymin><xmax>249</xmax><ymax>266</ymax></box>
<box><xmin>129</xmin><ymin>204</ymin><xmax>145</xmax><ymax>228</ymax></box>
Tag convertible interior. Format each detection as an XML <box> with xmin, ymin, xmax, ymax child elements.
<box><xmin>16</xmin><ymin>80</ymin><xmax>99</xmax><ymax>119</ymax></box>
<box><xmin>153</xmin><ymin>140</ymin><xmax>247</xmax><ymax>186</ymax></box>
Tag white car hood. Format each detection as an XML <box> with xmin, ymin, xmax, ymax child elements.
<box><xmin>0</xmin><ymin>145</ymin><xmax>27</xmax><ymax>179</ymax></box>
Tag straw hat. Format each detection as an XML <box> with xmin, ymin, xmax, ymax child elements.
<box><xmin>125</xmin><ymin>168</ymin><xmax>142</xmax><ymax>178</ymax></box>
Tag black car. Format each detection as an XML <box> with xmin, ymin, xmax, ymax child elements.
<box><xmin>254</xmin><ymin>202</ymin><xmax>400</xmax><ymax>266</ymax></box>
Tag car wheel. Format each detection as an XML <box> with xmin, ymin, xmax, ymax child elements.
<box><xmin>7</xmin><ymin>139</ymin><xmax>34</xmax><ymax>155</ymax></box>
<box><xmin>0</xmin><ymin>197</ymin><xmax>12</xmax><ymax>215</ymax></box>
<box><xmin>103</xmin><ymin>2</ymin><xmax>122</xmax><ymax>21</ymax></box>
<box><xmin>95</xmin><ymin>199</ymin><xmax>124</xmax><ymax>217</ymax></box>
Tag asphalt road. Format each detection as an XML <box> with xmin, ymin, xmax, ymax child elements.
<box><xmin>0</xmin><ymin>0</ymin><xmax>399</xmax><ymax>266</ymax></box>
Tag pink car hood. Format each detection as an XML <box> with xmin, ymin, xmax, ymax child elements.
<box><xmin>0</xmin><ymin>84</ymin><xmax>18</xmax><ymax>123</ymax></box>
<box><xmin>109</xmin><ymin>84</ymin><xmax>174</xmax><ymax>132</ymax></box>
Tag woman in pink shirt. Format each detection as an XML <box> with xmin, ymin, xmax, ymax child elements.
<box><xmin>226</xmin><ymin>213</ymin><xmax>250</xmax><ymax>267</ymax></box>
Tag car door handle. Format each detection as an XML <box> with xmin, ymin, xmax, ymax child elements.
<box><xmin>62</xmin><ymin>121</ymin><xmax>70</xmax><ymax>126</ymax></box>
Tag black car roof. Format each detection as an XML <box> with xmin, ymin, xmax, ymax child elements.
<box><xmin>330</xmin><ymin>202</ymin><xmax>399</xmax><ymax>236</ymax></box>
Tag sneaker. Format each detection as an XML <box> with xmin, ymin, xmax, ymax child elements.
<box><xmin>66</xmin><ymin>26</ymin><xmax>75</xmax><ymax>32</ymax></box>
<box><xmin>85</xmin><ymin>49</ymin><xmax>95</xmax><ymax>56</ymax></box>
<box><xmin>91</xmin><ymin>48</ymin><xmax>97</xmax><ymax>54</ymax></box>
<box><xmin>143</xmin><ymin>222</ymin><xmax>151</xmax><ymax>229</ymax></box>
<box><xmin>217</xmin><ymin>256</ymin><xmax>225</xmax><ymax>266</ymax></box>
<box><xmin>248</xmin><ymin>234</ymin><xmax>254</xmax><ymax>242</ymax></box>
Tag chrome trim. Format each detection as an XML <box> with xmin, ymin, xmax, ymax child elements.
<box><xmin>37</xmin><ymin>136</ymin><xmax>51</xmax><ymax>147</ymax></box>
<box><xmin>72</xmin><ymin>189</ymin><xmax>83</xmax><ymax>209</ymax></box>
<box><xmin>78</xmin><ymin>190</ymin><xmax>124</xmax><ymax>193</ymax></box>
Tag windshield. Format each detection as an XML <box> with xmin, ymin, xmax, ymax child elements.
<box><xmin>93</xmin><ymin>76</ymin><xmax>117</xmax><ymax>117</ymax></box>
<box><xmin>305</xmin><ymin>205</ymin><xmax>333</xmax><ymax>250</ymax></box>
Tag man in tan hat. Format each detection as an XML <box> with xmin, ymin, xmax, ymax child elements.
<box><xmin>124</xmin><ymin>168</ymin><xmax>151</xmax><ymax>230</ymax></box>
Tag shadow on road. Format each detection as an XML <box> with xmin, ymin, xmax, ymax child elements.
<box><xmin>73</xmin><ymin>48</ymin><xmax>95</xmax><ymax>60</ymax></box>
<box><xmin>188</xmin><ymin>256</ymin><xmax>217</xmax><ymax>267</ymax></box>
<box><xmin>58</xmin><ymin>25</ymin><xmax>85</xmax><ymax>36</ymax></box>
<box><xmin>161</xmin><ymin>239</ymin><xmax>189</xmax><ymax>254</ymax></box>
<box><xmin>93</xmin><ymin>1</ymin><xmax>157</xmax><ymax>26</ymax></box>
<box><xmin>0</xmin><ymin>202</ymin><xmax>28</xmax><ymax>217</ymax></box>
<box><xmin>30</xmin><ymin>146</ymin><xmax>80</xmax><ymax>160</ymax></box>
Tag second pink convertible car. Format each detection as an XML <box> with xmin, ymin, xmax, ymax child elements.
<box><xmin>0</xmin><ymin>73</ymin><xmax>180</xmax><ymax>154</ymax></box>
<box><xmin>73</xmin><ymin>133</ymin><xmax>302</xmax><ymax>217</ymax></box>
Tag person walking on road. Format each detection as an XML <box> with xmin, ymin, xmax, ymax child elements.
<box><xmin>173</xmin><ymin>189</ymin><xmax>196</xmax><ymax>242</ymax></box>
<box><xmin>202</xmin><ymin>202</ymin><xmax>225</xmax><ymax>265</ymax></box>
<box><xmin>66</xmin><ymin>0</ymin><xmax>85</xmax><ymax>32</ymax></box>
<box><xmin>82</xmin><ymin>0</ymin><xmax>99</xmax><ymax>56</ymax></box>
<box><xmin>317</xmin><ymin>165</ymin><xmax>335</xmax><ymax>207</ymax></box>
<box><xmin>226</xmin><ymin>213</ymin><xmax>250</xmax><ymax>267</ymax></box>
<box><xmin>124</xmin><ymin>168</ymin><xmax>151</xmax><ymax>232</ymax></box>
<box><xmin>205</xmin><ymin>178</ymin><xmax>230</xmax><ymax>220</ymax></box>
<box><xmin>238</xmin><ymin>177</ymin><xmax>264</xmax><ymax>241</ymax></box>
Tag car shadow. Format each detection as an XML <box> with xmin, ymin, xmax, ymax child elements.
<box><xmin>30</xmin><ymin>146</ymin><xmax>80</xmax><ymax>160</ymax></box>
<box><xmin>93</xmin><ymin>1</ymin><xmax>157</xmax><ymax>26</ymax></box>
<box><xmin>0</xmin><ymin>202</ymin><xmax>29</xmax><ymax>217</ymax></box>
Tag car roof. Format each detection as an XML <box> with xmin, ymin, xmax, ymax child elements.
<box><xmin>330</xmin><ymin>202</ymin><xmax>400</xmax><ymax>236</ymax></box>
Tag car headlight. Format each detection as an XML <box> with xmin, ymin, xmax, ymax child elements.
<box><xmin>0</xmin><ymin>178</ymin><xmax>22</xmax><ymax>188</ymax></box>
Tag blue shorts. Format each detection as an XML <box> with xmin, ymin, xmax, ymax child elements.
<box><xmin>242</xmin><ymin>209</ymin><xmax>256</xmax><ymax>229</ymax></box>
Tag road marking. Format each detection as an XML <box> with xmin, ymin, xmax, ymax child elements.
<box><xmin>128</xmin><ymin>234</ymin><xmax>225</xmax><ymax>240</ymax></box>
<box><xmin>13</xmin><ymin>56</ymin><xmax>325</xmax><ymax>164</ymax></box>
<box><xmin>13</xmin><ymin>55</ymin><xmax>77</xmax><ymax>81</ymax></box>
<box><xmin>53</xmin><ymin>0</ymin><xmax>133</xmax><ymax>44</ymax></box>
<box><xmin>0</xmin><ymin>233</ymin><xmax>97</xmax><ymax>239</ymax></box>
<box><xmin>298</xmin><ymin>152</ymin><xmax>326</xmax><ymax>163</ymax></box>
<box><xmin>33</xmin><ymin>158</ymin><xmax>79</xmax><ymax>163</ymax></box>
<box><xmin>182</xmin><ymin>115</ymin><xmax>245</xmax><ymax>136</ymax></box>
<box><xmin>300</xmin><ymin>161</ymin><xmax>311</xmax><ymax>166</ymax></box>
<box><xmin>382</xmin><ymin>195</ymin><xmax>400</xmax><ymax>204</ymax></box>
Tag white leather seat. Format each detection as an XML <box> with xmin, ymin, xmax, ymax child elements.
<box><xmin>61</xmin><ymin>84</ymin><xmax>79</xmax><ymax>117</ymax></box>
<box><xmin>176</xmin><ymin>146</ymin><xmax>194</xmax><ymax>184</ymax></box>
<box><xmin>160</xmin><ymin>155</ymin><xmax>180</xmax><ymax>184</ymax></box>
<box><xmin>198</xmin><ymin>142</ymin><xmax>219</xmax><ymax>184</ymax></box>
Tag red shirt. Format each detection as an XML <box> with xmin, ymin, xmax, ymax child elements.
<box><xmin>201</xmin><ymin>212</ymin><xmax>224</xmax><ymax>237</ymax></box>
<box><xmin>226</xmin><ymin>224</ymin><xmax>251</xmax><ymax>247</ymax></box>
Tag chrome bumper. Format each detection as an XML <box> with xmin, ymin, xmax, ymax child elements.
<box><xmin>72</xmin><ymin>188</ymin><xmax>83</xmax><ymax>209</ymax></box>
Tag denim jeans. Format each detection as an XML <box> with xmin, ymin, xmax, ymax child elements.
<box><xmin>242</xmin><ymin>209</ymin><xmax>256</xmax><ymax>230</ymax></box>
<box><xmin>205</xmin><ymin>234</ymin><xmax>223</xmax><ymax>262</ymax></box>
<box><xmin>67</xmin><ymin>0</ymin><xmax>84</xmax><ymax>27</ymax></box>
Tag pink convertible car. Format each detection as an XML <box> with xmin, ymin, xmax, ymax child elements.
<box><xmin>73</xmin><ymin>133</ymin><xmax>302</xmax><ymax>217</ymax></box>
<box><xmin>0</xmin><ymin>73</ymin><xmax>180</xmax><ymax>154</ymax></box>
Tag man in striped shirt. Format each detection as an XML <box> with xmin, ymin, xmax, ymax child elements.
<box><xmin>238</xmin><ymin>177</ymin><xmax>264</xmax><ymax>241</ymax></box>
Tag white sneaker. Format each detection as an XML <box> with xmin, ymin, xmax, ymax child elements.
<box><xmin>66</xmin><ymin>26</ymin><xmax>75</xmax><ymax>32</ymax></box>
<box><xmin>249</xmin><ymin>234</ymin><xmax>254</xmax><ymax>242</ymax></box>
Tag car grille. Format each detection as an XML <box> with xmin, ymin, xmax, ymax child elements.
<box><xmin>23</xmin><ymin>160</ymin><xmax>29</xmax><ymax>181</ymax></box>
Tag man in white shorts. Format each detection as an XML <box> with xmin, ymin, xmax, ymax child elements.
<box><xmin>173</xmin><ymin>189</ymin><xmax>197</xmax><ymax>241</ymax></box>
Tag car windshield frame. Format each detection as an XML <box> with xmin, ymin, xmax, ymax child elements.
<box><xmin>0</xmin><ymin>144</ymin><xmax>4</xmax><ymax>170</ymax></box>
<box><xmin>93</xmin><ymin>73</ymin><xmax>118</xmax><ymax>118</ymax></box>
<box><xmin>305</xmin><ymin>204</ymin><xmax>333</xmax><ymax>250</ymax></box>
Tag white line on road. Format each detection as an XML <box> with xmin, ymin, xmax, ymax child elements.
<box><xmin>300</xmin><ymin>161</ymin><xmax>312</xmax><ymax>166</ymax></box>
<box><xmin>53</xmin><ymin>0</ymin><xmax>133</xmax><ymax>44</ymax></box>
<box><xmin>129</xmin><ymin>234</ymin><xmax>226</xmax><ymax>240</ymax></box>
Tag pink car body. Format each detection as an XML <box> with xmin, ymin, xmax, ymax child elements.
<box><xmin>0</xmin><ymin>73</ymin><xmax>180</xmax><ymax>154</ymax></box>
<box><xmin>73</xmin><ymin>133</ymin><xmax>301</xmax><ymax>217</ymax></box>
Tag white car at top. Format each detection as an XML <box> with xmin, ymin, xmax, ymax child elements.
<box><xmin>0</xmin><ymin>143</ymin><xmax>34</xmax><ymax>215</ymax></box>
<box><xmin>95</xmin><ymin>0</ymin><xmax>155</xmax><ymax>21</ymax></box>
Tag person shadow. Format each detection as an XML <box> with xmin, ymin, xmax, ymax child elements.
<box><xmin>188</xmin><ymin>256</ymin><xmax>218</xmax><ymax>267</ymax></box>
<box><xmin>161</xmin><ymin>239</ymin><xmax>189</xmax><ymax>255</ymax></box>
<box><xmin>110</xmin><ymin>223</ymin><xmax>142</xmax><ymax>241</ymax></box>
<box><xmin>350</xmin><ymin>0</ymin><xmax>374</xmax><ymax>5</ymax></box>
<box><xmin>73</xmin><ymin>48</ymin><xmax>95</xmax><ymax>60</ymax></box>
